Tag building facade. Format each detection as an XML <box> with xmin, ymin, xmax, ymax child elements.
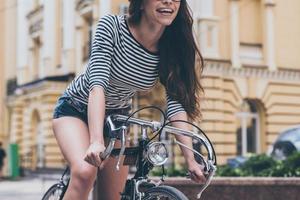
<box><xmin>0</xmin><ymin>0</ymin><xmax>300</xmax><ymax>171</ymax></box>
<box><xmin>0</xmin><ymin>0</ymin><xmax>6</xmax><ymax>143</ymax></box>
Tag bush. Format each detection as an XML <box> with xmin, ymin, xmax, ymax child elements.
<box><xmin>241</xmin><ymin>154</ymin><xmax>277</xmax><ymax>177</ymax></box>
<box><xmin>215</xmin><ymin>165</ymin><xmax>242</xmax><ymax>177</ymax></box>
<box><xmin>271</xmin><ymin>152</ymin><xmax>300</xmax><ymax>177</ymax></box>
<box><xmin>216</xmin><ymin>152</ymin><xmax>300</xmax><ymax>177</ymax></box>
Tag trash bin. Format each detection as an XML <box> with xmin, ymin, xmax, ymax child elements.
<box><xmin>9</xmin><ymin>143</ymin><xmax>20</xmax><ymax>178</ymax></box>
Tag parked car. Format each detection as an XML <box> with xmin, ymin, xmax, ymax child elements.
<box><xmin>227</xmin><ymin>156</ymin><xmax>248</xmax><ymax>168</ymax></box>
<box><xmin>270</xmin><ymin>125</ymin><xmax>300</xmax><ymax>160</ymax></box>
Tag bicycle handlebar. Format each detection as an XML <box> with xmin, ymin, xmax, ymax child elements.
<box><xmin>102</xmin><ymin>114</ymin><xmax>217</xmax><ymax>199</ymax></box>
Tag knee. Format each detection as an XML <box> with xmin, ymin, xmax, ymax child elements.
<box><xmin>71</xmin><ymin>163</ymin><xmax>97</xmax><ymax>186</ymax></box>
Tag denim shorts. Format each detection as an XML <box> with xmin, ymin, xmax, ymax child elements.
<box><xmin>53</xmin><ymin>92</ymin><xmax>131</xmax><ymax>127</ymax></box>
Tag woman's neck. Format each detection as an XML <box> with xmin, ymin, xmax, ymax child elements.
<box><xmin>129</xmin><ymin>15</ymin><xmax>165</xmax><ymax>53</ymax></box>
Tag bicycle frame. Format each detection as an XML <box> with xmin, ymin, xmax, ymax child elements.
<box><xmin>58</xmin><ymin>167</ymin><xmax>70</xmax><ymax>200</ymax></box>
<box><xmin>103</xmin><ymin>114</ymin><xmax>217</xmax><ymax>199</ymax></box>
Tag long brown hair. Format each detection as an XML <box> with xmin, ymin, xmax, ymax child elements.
<box><xmin>128</xmin><ymin>0</ymin><xmax>204</xmax><ymax>120</ymax></box>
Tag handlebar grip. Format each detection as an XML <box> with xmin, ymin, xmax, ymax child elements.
<box><xmin>99</xmin><ymin>138</ymin><xmax>116</xmax><ymax>161</ymax></box>
<box><xmin>99</xmin><ymin>152</ymin><xmax>106</xmax><ymax>161</ymax></box>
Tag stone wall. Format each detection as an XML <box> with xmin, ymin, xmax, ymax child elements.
<box><xmin>163</xmin><ymin>177</ymin><xmax>300</xmax><ymax>200</ymax></box>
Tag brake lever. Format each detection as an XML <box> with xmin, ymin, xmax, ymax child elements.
<box><xmin>185</xmin><ymin>163</ymin><xmax>216</xmax><ymax>199</ymax></box>
<box><xmin>175</xmin><ymin>138</ymin><xmax>216</xmax><ymax>199</ymax></box>
<box><xmin>116</xmin><ymin>125</ymin><xmax>127</xmax><ymax>171</ymax></box>
<box><xmin>196</xmin><ymin>163</ymin><xmax>216</xmax><ymax>199</ymax></box>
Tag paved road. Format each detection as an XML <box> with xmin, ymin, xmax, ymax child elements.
<box><xmin>0</xmin><ymin>177</ymin><xmax>57</xmax><ymax>200</ymax></box>
<box><xmin>0</xmin><ymin>175</ymin><xmax>94</xmax><ymax>200</ymax></box>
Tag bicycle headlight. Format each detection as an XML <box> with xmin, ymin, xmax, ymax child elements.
<box><xmin>145</xmin><ymin>142</ymin><xmax>168</xmax><ymax>166</ymax></box>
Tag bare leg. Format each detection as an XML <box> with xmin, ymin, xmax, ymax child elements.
<box><xmin>52</xmin><ymin>117</ymin><xmax>97</xmax><ymax>200</ymax></box>
<box><xmin>96</xmin><ymin>141</ymin><xmax>129</xmax><ymax>200</ymax></box>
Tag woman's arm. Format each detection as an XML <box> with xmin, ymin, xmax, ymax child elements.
<box><xmin>170</xmin><ymin>112</ymin><xmax>194</xmax><ymax>162</ymax></box>
<box><xmin>88</xmin><ymin>87</ymin><xmax>106</xmax><ymax>144</ymax></box>
<box><xmin>84</xmin><ymin>87</ymin><xmax>106</xmax><ymax>167</ymax></box>
<box><xmin>170</xmin><ymin>111</ymin><xmax>206</xmax><ymax>183</ymax></box>
<box><xmin>83</xmin><ymin>15</ymin><xmax>116</xmax><ymax>167</ymax></box>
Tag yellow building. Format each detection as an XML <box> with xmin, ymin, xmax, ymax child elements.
<box><xmin>0</xmin><ymin>1</ymin><xmax>5</xmax><ymax>143</ymax></box>
<box><xmin>1</xmin><ymin>0</ymin><xmax>300</xmax><ymax>172</ymax></box>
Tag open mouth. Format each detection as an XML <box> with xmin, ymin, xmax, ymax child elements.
<box><xmin>156</xmin><ymin>8</ymin><xmax>174</xmax><ymax>15</ymax></box>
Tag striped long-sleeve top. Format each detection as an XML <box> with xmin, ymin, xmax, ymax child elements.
<box><xmin>65</xmin><ymin>15</ymin><xmax>185</xmax><ymax>119</ymax></box>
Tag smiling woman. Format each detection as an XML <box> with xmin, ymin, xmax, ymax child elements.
<box><xmin>128</xmin><ymin>0</ymin><xmax>204</xmax><ymax>120</ymax></box>
<box><xmin>51</xmin><ymin>0</ymin><xmax>206</xmax><ymax>199</ymax></box>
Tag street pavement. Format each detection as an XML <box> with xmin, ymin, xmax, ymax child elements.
<box><xmin>0</xmin><ymin>174</ymin><xmax>94</xmax><ymax>200</ymax></box>
<box><xmin>0</xmin><ymin>176</ymin><xmax>57</xmax><ymax>200</ymax></box>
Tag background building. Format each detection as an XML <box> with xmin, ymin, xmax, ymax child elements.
<box><xmin>0</xmin><ymin>0</ymin><xmax>299</xmax><ymax>173</ymax></box>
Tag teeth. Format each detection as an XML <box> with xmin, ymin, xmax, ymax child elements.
<box><xmin>158</xmin><ymin>8</ymin><xmax>173</xmax><ymax>13</ymax></box>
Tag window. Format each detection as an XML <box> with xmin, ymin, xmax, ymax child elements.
<box><xmin>236</xmin><ymin>100</ymin><xmax>261</xmax><ymax>156</ymax></box>
<box><xmin>240</xmin><ymin>43</ymin><xmax>263</xmax><ymax>65</ymax></box>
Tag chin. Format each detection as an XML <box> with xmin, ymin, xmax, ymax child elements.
<box><xmin>157</xmin><ymin>19</ymin><xmax>175</xmax><ymax>26</ymax></box>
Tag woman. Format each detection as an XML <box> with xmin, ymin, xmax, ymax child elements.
<box><xmin>52</xmin><ymin>0</ymin><xmax>206</xmax><ymax>199</ymax></box>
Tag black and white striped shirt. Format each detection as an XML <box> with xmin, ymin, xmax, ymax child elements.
<box><xmin>66</xmin><ymin>15</ymin><xmax>185</xmax><ymax>118</ymax></box>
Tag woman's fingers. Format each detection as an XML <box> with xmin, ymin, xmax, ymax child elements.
<box><xmin>187</xmin><ymin>159</ymin><xmax>207</xmax><ymax>184</ymax></box>
<box><xmin>85</xmin><ymin>153</ymin><xmax>102</xmax><ymax>167</ymax></box>
<box><xmin>84</xmin><ymin>155</ymin><xmax>95</xmax><ymax>166</ymax></box>
<box><xmin>92</xmin><ymin>152</ymin><xmax>102</xmax><ymax>166</ymax></box>
<box><xmin>189</xmin><ymin>169</ymin><xmax>206</xmax><ymax>183</ymax></box>
<box><xmin>84</xmin><ymin>141</ymin><xmax>106</xmax><ymax>167</ymax></box>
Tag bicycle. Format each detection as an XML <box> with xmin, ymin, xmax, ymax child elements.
<box><xmin>41</xmin><ymin>166</ymin><xmax>70</xmax><ymax>200</ymax></box>
<box><xmin>42</xmin><ymin>106</ymin><xmax>217</xmax><ymax>200</ymax></box>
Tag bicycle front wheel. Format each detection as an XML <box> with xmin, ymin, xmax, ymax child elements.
<box><xmin>142</xmin><ymin>185</ymin><xmax>189</xmax><ymax>200</ymax></box>
<box><xmin>41</xmin><ymin>183</ymin><xmax>66</xmax><ymax>200</ymax></box>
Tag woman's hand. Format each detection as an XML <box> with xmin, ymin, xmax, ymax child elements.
<box><xmin>84</xmin><ymin>141</ymin><xmax>106</xmax><ymax>167</ymax></box>
<box><xmin>187</xmin><ymin>158</ymin><xmax>207</xmax><ymax>184</ymax></box>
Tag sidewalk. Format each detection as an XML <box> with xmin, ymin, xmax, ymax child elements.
<box><xmin>0</xmin><ymin>176</ymin><xmax>58</xmax><ymax>200</ymax></box>
<box><xmin>0</xmin><ymin>173</ymin><xmax>94</xmax><ymax>200</ymax></box>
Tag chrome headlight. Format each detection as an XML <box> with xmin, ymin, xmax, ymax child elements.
<box><xmin>145</xmin><ymin>142</ymin><xmax>168</xmax><ymax>166</ymax></box>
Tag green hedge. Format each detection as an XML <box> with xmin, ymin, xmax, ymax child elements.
<box><xmin>216</xmin><ymin>152</ymin><xmax>300</xmax><ymax>177</ymax></box>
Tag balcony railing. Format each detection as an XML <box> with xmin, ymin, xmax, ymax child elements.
<box><xmin>6</xmin><ymin>78</ymin><xmax>17</xmax><ymax>96</ymax></box>
<box><xmin>76</xmin><ymin>0</ymin><xmax>94</xmax><ymax>11</ymax></box>
<box><xmin>27</xmin><ymin>5</ymin><xmax>44</xmax><ymax>38</ymax></box>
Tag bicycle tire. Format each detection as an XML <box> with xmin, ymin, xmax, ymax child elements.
<box><xmin>41</xmin><ymin>183</ymin><xmax>66</xmax><ymax>200</ymax></box>
<box><xmin>142</xmin><ymin>185</ymin><xmax>189</xmax><ymax>200</ymax></box>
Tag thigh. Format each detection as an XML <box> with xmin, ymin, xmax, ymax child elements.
<box><xmin>96</xmin><ymin>140</ymin><xmax>129</xmax><ymax>200</ymax></box>
<box><xmin>52</xmin><ymin>117</ymin><xmax>91</xmax><ymax>167</ymax></box>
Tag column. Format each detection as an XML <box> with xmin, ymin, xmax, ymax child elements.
<box><xmin>186</xmin><ymin>0</ymin><xmax>197</xmax><ymax>17</ymax></box>
<box><xmin>199</xmin><ymin>0</ymin><xmax>213</xmax><ymax>18</ymax></box>
<box><xmin>197</xmin><ymin>0</ymin><xmax>219</xmax><ymax>58</ymax></box>
<box><xmin>62</xmin><ymin>0</ymin><xmax>76</xmax><ymax>73</ymax></box>
<box><xmin>230</xmin><ymin>0</ymin><xmax>241</xmax><ymax>68</ymax></box>
<box><xmin>4</xmin><ymin>0</ymin><xmax>17</xmax><ymax>80</ymax></box>
<box><xmin>99</xmin><ymin>0</ymin><xmax>111</xmax><ymax>18</ymax></box>
<box><xmin>42</xmin><ymin>0</ymin><xmax>56</xmax><ymax>77</ymax></box>
<box><xmin>264</xmin><ymin>0</ymin><xmax>276</xmax><ymax>71</ymax></box>
<box><xmin>9</xmin><ymin>102</ymin><xmax>23</xmax><ymax>144</ymax></box>
<box><xmin>17</xmin><ymin>0</ymin><xmax>30</xmax><ymax>84</ymax></box>
<box><xmin>75</xmin><ymin>16</ymin><xmax>85</xmax><ymax>74</ymax></box>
